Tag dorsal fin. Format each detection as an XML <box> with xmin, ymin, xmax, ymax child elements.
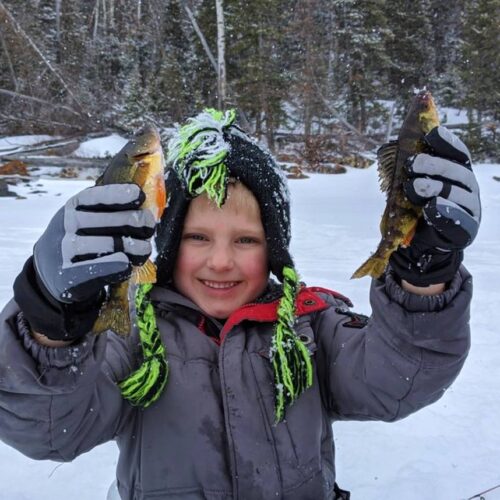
<box><xmin>377</xmin><ymin>140</ymin><xmax>399</xmax><ymax>195</ymax></box>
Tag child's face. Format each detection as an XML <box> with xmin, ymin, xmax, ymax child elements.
<box><xmin>173</xmin><ymin>185</ymin><xmax>269</xmax><ymax>319</ymax></box>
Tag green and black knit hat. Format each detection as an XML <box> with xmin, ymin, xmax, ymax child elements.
<box><xmin>121</xmin><ymin>109</ymin><xmax>312</xmax><ymax>422</ymax></box>
<box><xmin>155</xmin><ymin>109</ymin><xmax>293</xmax><ymax>284</ymax></box>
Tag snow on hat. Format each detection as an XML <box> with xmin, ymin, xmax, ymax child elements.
<box><xmin>120</xmin><ymin>109</ymin><xmax>312</xmax><ymax>422</ymax></box>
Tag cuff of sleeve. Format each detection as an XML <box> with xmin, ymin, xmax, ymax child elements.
<box><xmin>13</xmin><ymin>256</ymin><xmax>104</xmax><ymax>341</ymax></box>
<box><xmin>382</xmin><ymin>266</ymin><xmax>464</xmax><ymax>312</ymax></box>
<box><xmin>16</xmin><ymin>311</ymin><xmax>96</xmax><ymax>369</ymax></box>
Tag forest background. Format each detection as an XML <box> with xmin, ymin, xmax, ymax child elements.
<box><xmin>0</xmin><ymin>0</ymin><xmax>498</xmax><ymax>161</ymax></box>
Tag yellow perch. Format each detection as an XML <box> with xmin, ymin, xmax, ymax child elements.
<box><xmin>352</xmin><ymin>90</ymin><xmax>440</xmax><ymax>280</ymax></box>
<box><xmin>92</xmin><ymin>125</ymin><xmax>166</xmax><ymax>336</ymax></box>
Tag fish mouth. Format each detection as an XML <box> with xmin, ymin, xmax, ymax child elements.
<box><xmin>129</xmin><ymin>126</ymin><xmax>162</xmax><ymax>158</ymax></box>
<box><xmin>199</xmin><ymin>279</ymin><xmax>241</xmax><ymax>290</ymax></box>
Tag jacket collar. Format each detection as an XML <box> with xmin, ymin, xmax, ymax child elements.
<box><xmin>148</xmin><ymin>283</ymin><xmax>347</xmax><ymax>343</ymax></box>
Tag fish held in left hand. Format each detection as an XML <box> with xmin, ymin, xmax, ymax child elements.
<box><xmin>92</xmin><ymin>125</ymin><xmax>166</xmax><ymax>336</ymax></box>
<box><xmin>351</xmin><ymin>90</ymin><xmax>440</xmax><ymax>280</ymax></box>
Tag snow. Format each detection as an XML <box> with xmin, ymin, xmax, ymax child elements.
<box><xmin>377</xmin><ymin>100</ymin><xmax>469</xmax><ymax>127</ymax></box>
<box><xmin>0</xmin><ymin>151</ymin><xmax>499</xmax><ymax>499</ymax></box>
<box><xmin>440</xmin><ymin>107</ymin><xmax>469</xmax><ymax>127</ymax></box>
<box><xmin>72</xmin><ymin>134</ymin><xmax>128</xmax><ymax>158</ymax></box>
<box><xmin>0</xmin><ymin>135</ymin><xmax>56</xmax><ymax>154</ymax></box>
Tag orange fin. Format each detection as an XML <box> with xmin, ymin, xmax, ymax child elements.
<box><xmin>92</xmin><ymin>281</ymin><xmax>131</xmax><ymax>336</ymax></box>
<box><xmin>401</xmin><ymin>220</ymin><xmax>418</xmax><ymax>247</ymax></box>
<box><xmin>134</xmin><ymin>259</ymin><xmax>157</xmax><ymax>284</ymax></box>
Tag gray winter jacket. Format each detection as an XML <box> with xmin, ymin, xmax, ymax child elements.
<box><xmin>0</xmin><ymin>268</ymin><xmax>472</xmax><ymax>500</ymax></box>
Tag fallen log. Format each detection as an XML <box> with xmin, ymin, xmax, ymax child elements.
<box><xmin>0</xmin><ymin>155</ymin><xmax>108</xmax><ymax>168</ymax></box>
<box><xmin>0</xmin><ymin>131</ymin><xmax>112</xmax><ymax>156</ymax></box>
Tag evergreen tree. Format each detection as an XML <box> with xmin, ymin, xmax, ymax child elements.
<box><xmin>287</xmin><ymin>0</ymin><xmax>329</xmax><ymax>137</ymax></box>
<box><xmin>430</xmin><ymin>0</ymin><xmax>466</xmax><ymax>106</ymax></box>
<box><xmin>152</xmin><ymin>0</ymin><xmax>199</xmax><ymax>123</ymax></box>
<box><xmin>223</xmin><ymin>0</ymin><xmax>293</xmax><ymax>149</ymax></box>
<box><xmin>460</xmin><ymin>0</ymin><xmax>499</xmax><ymax>121</ymax></box>
<box><xmin>460</xmin><ymin>0</ymin><xmax>500</xmax><ymax>159</ymax></box>
<box><xmin>329</xmin><ymin>0</ymin><xmax>391</xmax><ymax>132</ymax></box>
<box><xmin>384</xmin><ymin>0</ymin><xmax>436</xmax><ymax>105</ymax></box>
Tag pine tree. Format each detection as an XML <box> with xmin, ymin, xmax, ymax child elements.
<box><xmin>384</xmin><ymin>0</ymin><xmax>436</xmax><ymax>105</ymax></box>
<box><xmin>152</xmin><ymin>0</ymin><xmax>199</xmax><ymax>123</ymax></box>
<box><xmin>221</xmin><ymin>0</ymin><xmax>293</xmax><ymax>149</ymax></box>
<box><xmin>287</xmin><ymin>0</ymin><xmax>329</xmax><ymax>137</ymax></box>
<box><xmin>430</xmin><ymin>0</ymin><xmax>466</xmax><ymax>106</ymax></box>
<box><xmin>460</xmin><ymin>0</ymin><xmax>500</xmax><ymax>159</ymax></box>
<box><xmin>328</xmin><ymin>0</ymin><xmax>391</xmax><ymax>132</ymax></box>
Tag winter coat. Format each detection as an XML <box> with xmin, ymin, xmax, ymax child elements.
<box><xmin>0</xmin><ymin>268</ymin><xmax>472</xmax><ymax>500</ymax></box>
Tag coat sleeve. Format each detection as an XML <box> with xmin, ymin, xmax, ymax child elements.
<box><xmin>314</xmin><ymin>266</ymin><xmax>472</xmax><ymax>422</ymax></box>
<box><xmin>0</xmin><ymin>299</ymin><xmax>135</xmax><ymax>462</ymax></box>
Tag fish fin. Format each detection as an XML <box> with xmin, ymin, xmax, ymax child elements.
<box><xmin>133</xmin><ymin>159</ymin><xmax>150</xmax><ymax>189</ymax></box>
<box><xmin>377</xmin><ymin>141</ymin><xmax>399</xmax><ymax>195</ymax></box>
<box><xmin>351</xmin><ymin>255</ymin><xmax>388</xmax><ymax>280</ymax></box>
<box><xmin>95</xmin><ymin>174</ymin><xmax>104</xmax><ymax>185</ymax></box>
<box><xmin>401</xmin><ymin>219</ymin><xmax>418</xmax><ymax>247</ymax></box>
<box><xmin>134</xmin><ymin>259</ymin><xmax>157</xmax><ymax>285</ymax></box>
<box><xmin>155</xmin><ymin>175</ymin><xmax>167</xmax><ymax>219</ymax></box>
<box><xmin>92</xmin><ymin>282</ymin><xmax>131</xmax><ymax>336</ymax></box>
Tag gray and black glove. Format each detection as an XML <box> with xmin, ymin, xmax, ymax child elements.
<box><xmin>390</xmin><ymin>126</ymin><xmax>481</xmax><ymax>286</ymax></box>
<box><xmin>14</xmin><ymin>183</ymin><xmax>155</xmax><ymax>340</ymax></box>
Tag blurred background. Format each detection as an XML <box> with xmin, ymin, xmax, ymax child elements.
<box><xmin>0</xmin><ymin>0</ymin><xmax>498</xmax><ymax>166</ymax></box>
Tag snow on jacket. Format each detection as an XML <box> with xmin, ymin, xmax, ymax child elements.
<box><xmin>0</xmin><ymin>268</ymin><xmax>472</xmax><ymax>500</ymax></box>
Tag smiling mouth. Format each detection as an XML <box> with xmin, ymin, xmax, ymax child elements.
<box><xmin>200</xmin><ymin>280</ymin><xmax>240</xmax><ymax>289</ymax></box>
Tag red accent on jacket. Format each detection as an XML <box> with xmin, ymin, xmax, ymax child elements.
<box><xmin>216</xmin><ymin>286</ymin><xmax>348</xmax><ymax>343</ymax></box>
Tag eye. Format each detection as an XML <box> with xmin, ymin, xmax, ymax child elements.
<box><xmin>183</xmin><ymin>233</ymin><xmax>207</xmax><ymax>242</ymax></box>
<box><xmin>237</xmin><ymin>236</ymin><xmax>260</xmax><ymax>244</ymax></box>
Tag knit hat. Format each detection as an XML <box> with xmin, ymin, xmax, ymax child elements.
<box><xmin>120</xmin><ymin>109</ymin><xmax>313</xmax><ymax>422</ymax></box>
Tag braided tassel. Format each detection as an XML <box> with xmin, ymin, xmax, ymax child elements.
<box><xmin>119</xmin><ymin>283</ymin><xmax>168</xmax><ymax>407</ymax></box>
<box><xmin>270</xmin><ymin>266</ymin><xmax>313</xmax><ymax>423</ymax></box>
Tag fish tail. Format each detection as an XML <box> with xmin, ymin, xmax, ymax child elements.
<box><xmin>92</xmin><ymin>281</ymin><xmax>131</xmax><ymax>336</ymax></box>
<box><xmin>351</xmin><ymin>254</ymin><xmax>389</xmax><ymax>280</ymax></box>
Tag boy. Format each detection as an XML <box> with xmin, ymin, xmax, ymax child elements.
<box><xmin>0</xmin><ymin>109</ymin><xmax>481</xmax><ymax>499</ymax></box>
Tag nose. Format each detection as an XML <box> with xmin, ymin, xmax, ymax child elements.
<box><xmin>207</xmin><ymin>242</ymin><xmax>234</xmax><ymax>271</ymax></box>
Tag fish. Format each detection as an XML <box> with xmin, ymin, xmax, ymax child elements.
<box><xmin>351</xmin><ymin>90</ymin><xmax>440</xmax><ymax>280</ymax></box>
<box><xmin>92</xmin><ymin>125</ymin><xmax>166</xmax><ymax>336</ymax></box>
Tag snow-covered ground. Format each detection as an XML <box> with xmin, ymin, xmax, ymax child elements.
<box><xmin>72</xmin><ymin>134</ymin><xmax>129</xmax><ymax>158</ymax></box>
<box><xmin>0</xmin><ymin>136</ymin><xmax>499</xmax><ymax>499</ymax></box>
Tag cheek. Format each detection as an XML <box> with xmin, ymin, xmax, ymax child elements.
<box><xmin>173</xmin><ymin>246</ymin><xmax>199</xmax><ymax>287</ymax></box>
<box><xmin>242</xmin><ymin>249</ymin><xmax>269</xmax><ymax>281</ymax></box>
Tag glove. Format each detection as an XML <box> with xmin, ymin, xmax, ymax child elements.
<box><xmin>14</xmin><ymin>183</ymin><xmax>155</xmax><ymax>340</ymax></box>
<box><xmin>390</xmin><ymin>126</ymin><xmax>481</xmax><ymax>287</ymax></box>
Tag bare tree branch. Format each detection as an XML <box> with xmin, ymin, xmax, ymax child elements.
<box><xmin>0</xmin><ymin>88</ymin><xmax>82</xmax><ymax>117</ymax></box>
<box><xmin>179</xmin><ymin>0</ymin><xmax>217</xmax><ymax>72</ymax></box>
<box><xmin>0</xmin><ymin>30</ymin><xmax>18</xmax><ymax>91</ymax></box>
<box><xmin>0</xmin><ymin>113</ymin><xmax>85</xmax><ymax>131</ymax></box>
<box><xmin>0</xmin><ymin>0</ymin><xmax>87</xmax><ymax>114</ymax></box>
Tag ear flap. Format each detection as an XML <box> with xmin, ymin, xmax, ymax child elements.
<box><xmin>155</xmin><ymin>173</ymin><xmax>191</xmax><ymax>285</ymax></box>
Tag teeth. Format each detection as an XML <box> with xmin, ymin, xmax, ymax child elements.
<box><xmin>202</xmin><ymin>280</ymin><xmax>238</xmax><ymax>289</ymax></box>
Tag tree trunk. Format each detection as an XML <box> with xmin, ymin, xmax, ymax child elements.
<box><xmin>55</xmin><ymin>0</ymin><xmax>61</xmax><ymax>62</ymax></box>
<box><xmin>215</xmin><ymin>0</ymin><xmax>226</xmax><ymax>109</ymax></box>
<box><xmin>0</xmin><ymin>30</ymin><xmax>18</xmax><ymax>91</ymax></box>
<box><xmin>180</xmin><ymin>0</ymin><xmax>217</xmax><ymax>72</ymax></box>
<box><xmin>93</xmin><ymin>0</ymin><xmax>99</xmax><ymax>40</ymax></box>
<box><xmin>0</xmin><ymin>0</ymin><xmax>85</xmax><ymax>113</ymax></box>
<box><xmin>109</xmin><ymin>0</ymin><xmax>114</xmax><ymax>28</ymax></box>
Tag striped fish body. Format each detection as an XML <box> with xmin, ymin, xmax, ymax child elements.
<box><xmin>93</xmin><ymin>126</ymin><xmax>166</xmax><ymax>336</ymax></box>
<box><xmin>352</xmin><ymin>91</ymin><xmax>440</xmax><ymax>280</ymax></box>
